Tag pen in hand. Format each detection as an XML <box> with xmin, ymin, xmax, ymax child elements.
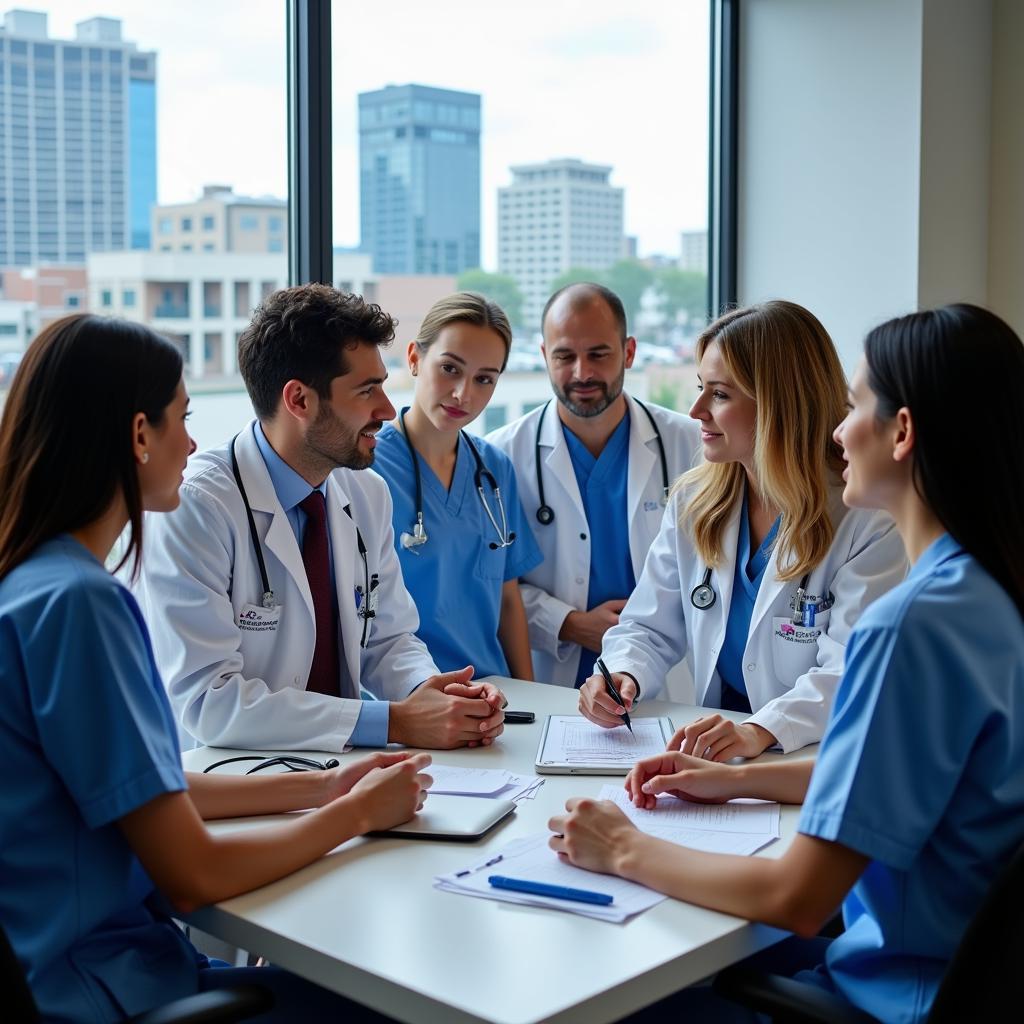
<box><xmin>596</xmin><ymin>657</ymin><xmax>633</xmax><ymax>735</ymax></box>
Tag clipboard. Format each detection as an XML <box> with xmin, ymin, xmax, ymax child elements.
<box><xmin>367</xmin><ymin>795</ymin><xmax>516</xmax><ymax>841</ymax></box>
<box><xmin>535</xmin><ymin>715</ymin><xmax>674</xmax><ymax>775</ymax></box>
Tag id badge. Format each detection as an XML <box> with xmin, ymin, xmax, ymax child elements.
<box><xmin>237</xmin><ymin>603</ymin><xmax>281</xmax><ymax>633</ymax></box>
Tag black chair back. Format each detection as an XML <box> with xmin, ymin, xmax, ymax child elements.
<box><xmin>928</xmin><ymin>838</ymin><xmax>1024</xmax><ymax>1022</ymax></box>
<box><xmin>0</xmin><ymin>920</ymin><xmax>40</xmax><ymax>1023</ymax></box>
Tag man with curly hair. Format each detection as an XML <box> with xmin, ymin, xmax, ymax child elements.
<box><xmin>138</xmin><ymin>284</ymin><xmax>506</xmax><ymax>752</ymax></box>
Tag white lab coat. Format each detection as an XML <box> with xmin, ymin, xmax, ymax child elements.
<box><xmin>136</xmin><ymin>422</ymin><xmax>438</xmax><ymax>751</ymax></box>
<box><xmin>600</xmin><ymin>485</ymin><xmax>908</xmax><ymax>751</ymax></box>
<box><xmin>487</xmin><ymin>394</ymin><xmax>702</xmax><ymax>687</ymax></box>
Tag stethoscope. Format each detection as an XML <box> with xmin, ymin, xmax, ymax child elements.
<box><xmin>533</xmin><ymin>397</ymin><xmax>670</xmax><ymax>525</ymax></box>
<box><xmin>398</xmin><ymin>409</ymin><xmax>516</xmax><ymax>553</ymax></box>
<box><xmin>230</xmin><ymin>433</ymin><xmax>376</xmax><ymax>648</ymax></box>
<box><xmin>690</xmin><ymin>566</ymin><xmax>835</xmax><ymax>627</ymax></box>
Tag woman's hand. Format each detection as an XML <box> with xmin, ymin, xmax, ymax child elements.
<box><xmin>667</xmin><ymin>714</ymin><xmax>777</xmax><ymax>761</ymax></box>
<box><xmin>625</xmin><ymin>751</ymin><xmax>742</xmax><ymax>809</ymax></box>
<box><xmin>578</xmin><ymin>672</ymin><xmax>638</xmax><ymax>728</ymax></box>
<box><xmin>548</xmin><ymin>798</ymin><xmax>642</xmax><ymax>875</ymax></box>
<box><xmin>319</xmin><ymin>751</ymin><xmax>420</xmax><ymax>805</ymax></box>
<box><xmin>347</xmin><ymin>752</ymin><xmax>433</xmax><ymax>832</ymax></box>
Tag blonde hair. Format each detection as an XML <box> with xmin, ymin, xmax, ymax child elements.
<box><xmin>678</xmin><ymin>300</ymin><xmax>847</xmax><ymax>581</ymax></box>
<box><xmin>415</xmin><ymin>292</ymin><xmax>512</xmax><ymax>370</ymax></box>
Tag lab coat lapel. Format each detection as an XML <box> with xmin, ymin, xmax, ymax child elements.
<box><xmin>235</xmin><ymin>423</ymin><xmax>314</xmax><ymax>620</ymax></box>
<box><xmin>541</xmin><ymin>402</ymin><xmax>586</xmax><ymax>522</ymax></box>
<box><xmin>326</xmin><ymin>472</ymin><xmax>361</xmax><ymax>693</ymax></box>
<box><xmin>625</xmin><ymin>394</ymin><xmax>657</xmax><ymax>576</ymax></box>
<box><xmin>697</xmin><ymin>502</ymin><xmax>741</xmax><ymax>694</ymax></box>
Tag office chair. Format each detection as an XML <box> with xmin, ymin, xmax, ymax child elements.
<box><xmin>0</xmin><ymin>921</ymin><xmax>273</xmax><ymax>1023</ymax></box>
<box><xmin>712</xmin><ymin>838</ymin><xmax>1024</xmax><ymax>1024</ymax></box>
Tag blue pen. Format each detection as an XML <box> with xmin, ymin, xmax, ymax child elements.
<box><xmin>488</xmin><ymin>875</ymin><xmax>613</xmax><ymax>906</ymax></box>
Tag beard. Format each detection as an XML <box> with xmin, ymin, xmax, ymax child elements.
<box><xmin>553</xmin><ymin>367</ymin><xmax>626</xmax><ymax>418</ymax></box>
<box><xmin>306</xmin><ymin>402</ymin><xmax>379</xmax><ymax>471</ymax></box>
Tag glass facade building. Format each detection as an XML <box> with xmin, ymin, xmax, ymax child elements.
<box><xmin>358</xmin><ymin>83</ymin><xmax>480</xmax><ymax>275</ymax></box>
<box><xmin>0</xmin><ymin>13</ymin><xmax>156</xmax><ymax>266</ymax></box>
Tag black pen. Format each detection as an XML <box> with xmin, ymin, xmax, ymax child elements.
<box><xmin>596</xmin><ymin>657</ymin><xmax>633</xmax><ymax>735</ymax></box>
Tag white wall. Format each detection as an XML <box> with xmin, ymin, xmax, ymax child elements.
<box><xmin>737</xmin><ymin>0</ymin><xmax>1011</xmax><ymax>369</ymax></box>
<box><xmin>988</xmin><ymin>0</ymin><xmax>1024</xmax><ymax>333</ymax></box>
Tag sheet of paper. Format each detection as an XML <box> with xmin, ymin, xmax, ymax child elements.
<box><xmin>427</xmin><ymin>765</ymin><xmax>545</xmax><ymax>802</ymax></box>
<box><xmin>539</xmin><ymin>715</ymin><xmax>668</xmax><ymax>766</ymax></box>
<box><xmin>600</xmin><ymin>786</ymin><xmax>780</xmax><ymax>855</ymax></box>
<box><xmin>435</xmin><ymin>834</ymin><xmax>665</xmax><ymax>923</ymax></box>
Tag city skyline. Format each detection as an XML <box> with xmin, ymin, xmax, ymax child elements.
<box><xmin>25</xmin><ymin>1</ymin><xmax>709</xmax><ymax>269</ymax></box>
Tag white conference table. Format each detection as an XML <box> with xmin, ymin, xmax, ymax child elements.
<box><xmin>183</xmin><ymin>679</ymin><xmax>813</xmax><ymax>1024</ymax></box>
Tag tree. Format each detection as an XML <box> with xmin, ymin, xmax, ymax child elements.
<box><xmin>655</xmin><ymin>268</ymin><xmax>708</xmax><ymax>330</ymax></box>
<box><xmin>549</xmin><ymin>267</ymin><xmax>603</xmax><ymax>295</ymax></box>
<box><xmin>455</xmin><ymin>269</ymin><xmax>524</xmax><ymax>329</ymax></box>
<box><xmin>603</xmin><ymin>259</ymin><xmax>655</xmax><ymax>330</ymax></box>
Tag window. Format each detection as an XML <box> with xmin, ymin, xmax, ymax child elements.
<box><xmin>180</xmin><ymin>217</ymin><xmax>193</xmax><ymax>231</ymax></box>
<box><xmin>101</xmin><ymin>289</ymin><xmax>112</xmax><ymax>307</ymax></box>
<box><xmin>66</xmin><ymin>295</ymin><xmax>81</xmax><ymax>308</ymax></box>
<box><xmin>239</xmin><ymin>214</ymin><xmax>259</xmax><ymax>231</ymax></box>
<box><xmin>202</xmin><ymin>215</ymin><xmax>215</xmax><ymax>230</ymax></box>
<box><xmin>267</xmin><ymin>215</ymin><xmax>283</xmax><ymax>232</ymax></box>
<box><xmin>158</xmin><ymin>217</ymin><xmax>173</xmax><ymax>235</ymax></box>
<box><xmin>123</xmin><ymin>289</ymin><xmax>136</xmax><ymax>307</ymax></box>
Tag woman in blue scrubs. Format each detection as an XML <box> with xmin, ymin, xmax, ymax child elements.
<box><xmin>374</xmin><ymin>293</ymin><xmax>542</xmax><ymax>680</ymax></box>
<box><xmin>0</xmin><ymin>315</ymin><xmax>431</xmax><ymax>1023</ymax></box>
<box><xmin>551</xmin><ymin>304</ymin><xmax>1024</xmax><ymax>1024</ymax></box>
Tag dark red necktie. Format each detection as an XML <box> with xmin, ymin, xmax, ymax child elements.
<box><xmin>299</xmin><ymin>490</ymin><xmax>341</xmax><ymax>697</ymax></box>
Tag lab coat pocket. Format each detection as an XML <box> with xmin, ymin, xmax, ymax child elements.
<box><xmin>771</xmin><ymin>613</ymin><xmax>829</xmax><ymax>683</ymax></box>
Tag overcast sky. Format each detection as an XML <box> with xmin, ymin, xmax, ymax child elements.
<box><xmin>36</xmin><ymin>1</ymin><xmax>709</xmax><ymax>266</ymax></box>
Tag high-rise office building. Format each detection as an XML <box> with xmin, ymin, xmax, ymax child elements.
<box><xmin>0</xmin><ymin>10</ymin><xmax>156</xmax><ymax>266</ymax></box>
<box><xmin>679</xmin><ymin>229</ymin><xmax>708</xmax><ymax>273</ymax></box>
<box><xmin>498</xmin><ymin>158</ymin><xmax>624</xmax><ymax>331</ymax></box>
<box><xmin>358</xmin><ymin>83</ymin><xmax>480</xmax><ymax>275</ymax></box>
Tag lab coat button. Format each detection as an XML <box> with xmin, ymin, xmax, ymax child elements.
<box><xmin>575</xmin><ymin>577</ymin><xmax>584</xmax><ymax>585</ymax></box>
<box><xmin>579</xmin><ymin>532</ymin><xmax>587</xmax><ymax>541</ymax></box>
<box><xmin>293</xmin><ymin>676</ymin><xmax>300</xmax><ymax>686</ymax></box>
<box><xmin>746</xmin><ymin>663</ymin><xmax>756</xmax><ymax>672</ymax></box>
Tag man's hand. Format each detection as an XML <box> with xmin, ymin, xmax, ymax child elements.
<box><xmin>624</xmin><ymin>751</ymin><xmax>740</xmax><ymax>809</ymax></box>
<box><xmin>389</xmin><ymin>667</ymin><xmax>505</xmax><ymax>749</ymax></box>
<box><xmin>347</xmin><ymin>752</ymin><xmax>433</xmax><ymax>832</ymax></box>
<box><xmin>559</xmin><ymin>599</ymin><xmax>627</xmax><ymax>653</ymax></box>
<box><xmin>667</xmin><ymin>715</ymin><xmax>777</xmax><ymax>761</ymax></box>
<box><xmin>548</xmin><ymin>798</ymin><xmax>643</xmax><ymax>875</ymax></box>
<box><xmin>578</xmin><ymin>671</ymin><xmax>638</xmax><ymax>728</ymax></box>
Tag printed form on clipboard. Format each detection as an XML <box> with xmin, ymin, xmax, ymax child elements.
<box><xmin>535</xmin><ymin>715</ymin><xmax>674</xmax><ymax>775</ymax></box>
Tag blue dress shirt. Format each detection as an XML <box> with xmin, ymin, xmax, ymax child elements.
<box><xmin>563</xmin><ymin>414</ymin><xmax>636</xmax><ymax>687</ymax></box>
<box><xmin>253</xmin><ymin>423</ymin><xmax>388</xmax><ymax>746</ymax></box>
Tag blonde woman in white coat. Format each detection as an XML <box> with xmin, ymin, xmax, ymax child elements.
<box><xmin>579</xmin><ymin>300</ymin><xmax>907</xmax><ymax>758</ymax></box>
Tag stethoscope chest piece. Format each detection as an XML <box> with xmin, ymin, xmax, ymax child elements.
<box><xmin>536</xmin><ymin>504</ymin><xmax>555</xmax><ymax>526</ymax></box>
<box><xmin>692</xmin><ymin>577</ymin><xmax>716</xmax><ymax>606</ymax></box>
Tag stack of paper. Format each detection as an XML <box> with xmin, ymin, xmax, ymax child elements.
<box><xmin>429</xmin><ymin>765</ymin><xmax>544</xmax><ymax>803</ymax></box>
<box><xmin>600</xmin><ymin>786</ymin><xmax>780</xmax><ymax>856</ymax></box>
<box><xmin>539</xmin><ymin>715</ymin><xmax>670</xmax><ymax>766</ymax></box>
<box><xmin>435</xmin><ymin>834</ymin><xmax>665</xmax><ymax>923</ymax></box>
<box><xmin>436</xmin><ymin>791</ymin><xmax>781</xmax><ymax>922</ymax></box>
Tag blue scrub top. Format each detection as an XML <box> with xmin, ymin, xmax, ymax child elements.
<box><xmin>374</xmin><ymin>421</ymin><xmax>542</xmax><ymax>678</ymax></box>
<box><xmin>563</xmin><ymin>415</ymin><xmax>635</xmax><ymax>687</ymax></box>
<box><xmin>798</xmin><ymin>533</ymin><xmax>1024</xmax><ymax>1024</ymax></box>
<box><xmin>0</xmin><ymin>536</ymin><xmax>197</xmax><ymax>1022</ymax></box>
<box><xmin>716</xmin><ymin>487</ymin><xmax>780</xmax><ymax>699</ymax></box>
